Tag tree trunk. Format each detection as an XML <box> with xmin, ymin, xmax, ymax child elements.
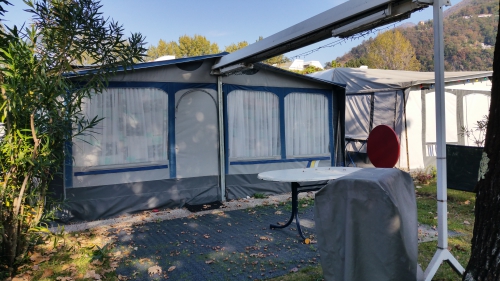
<box><xmin>463</xmin><ymin>2</ymin><xmax>500</xmax><ymax>279</ymax></box>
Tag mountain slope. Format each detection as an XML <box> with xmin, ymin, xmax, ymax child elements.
<box><xmin>336</xmin><ymin>0</ymin><xmax>498</xmax><ymax>71</ymax></box>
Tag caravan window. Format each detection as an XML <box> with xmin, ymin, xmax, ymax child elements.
<box><xmin>285</xmin><ymin>93</ymin><xmax>329</xmax><ymax>156</ymax></box>
<box><xmin>73</xmin><ymin>88</ymin><xmax>168</xmax><ymax>168</ymax></box>
<box><xmin>227</xmin><ymin>90</ymin><xmax>280</xmax><ymax>159</ymax></box>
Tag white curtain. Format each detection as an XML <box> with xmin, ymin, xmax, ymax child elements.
<box><xmin>227</xmin><ymin>90</ymin><xmax>280</xmax><ymax>158</ymax></box>
<box><xmin>285</xmin><ymin>93</ymin><xmax>329</xmax><ymax>156</ymax></box>
<box><xmin>73</xmin><ymin>88</ymin><xmax>168</xmax><ymax>168</ymax></box>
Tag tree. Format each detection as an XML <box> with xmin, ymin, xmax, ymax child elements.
<box><xmin>147</xmin><ymin>39</ymin><xmax>179</xmax><ymax>61</ymax></box>
<box><xmin>325</xmin><ymin>60</ymin><xmax>342</xmax><ymax>69</ymax></box>
<box><xmin>178</xmin><ymin>34</ymin><xmax>220</xmax><ymax>57</ymax></box>
<box><xmin>344</xmin><ymin>57</ymin><xmax>368</xmax><ymax>68</ymax></box>
<box><xmin>0</xmin><ymin>0</ymin><xmax>145</xmax><ymax>276</ymax></box>
<box><xmin>463</xmin><ymin>7</ymin><xmax>500</xmax><ymax>279</ymax></box>
<box><xmin>146</xmin><ymin>34</ymin><xmax>220</xmax><ymax>61</ymax></box>
<box><xmin>224</xmin><ymin>41</ymin><xmax>249</xmax><ymax>53</ymax></box>
<box><xmin>256</xmin><ymin>36</ymin><xmax>290</xmax><ymax>65</ymax></box>
<box><xmin>302</xmin><ymin>65</ymin><xmax>323</xmax><ymax>74</ymax></box>
<box><xmin>366</xmin><ymin>29</ymin><xmax>421</xmax><ymax>70</ymax></box>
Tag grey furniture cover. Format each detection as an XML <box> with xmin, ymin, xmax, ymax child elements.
<box><xmin>314</xmin><ymin>168</ymin><xmax>417</xmax><ymax>281</ymax></box>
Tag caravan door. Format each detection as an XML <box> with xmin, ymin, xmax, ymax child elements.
<box><xmin>175</xmin><ymin>89</ymin><xmax>219</xmax><ymax>178</ymax></box>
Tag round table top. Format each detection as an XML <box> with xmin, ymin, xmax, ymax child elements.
<box><xmin>257</xmin><ymin>167</ymin><xmax>363</xmax><ymax>183</ymax></box>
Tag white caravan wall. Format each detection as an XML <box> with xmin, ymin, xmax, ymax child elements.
<box><xmin>463</xmin><ymin>93</ymin><xmax>490</xmax><ymax>146</ymax></box>
<box><xmin>425</xmin><ymin>92</ymin><xmax>458</xmax><ymax>156</ymax></box>
<box><xmin>400</xmin><ymin>89</ymin><xmax>425</xmax><ymax>170</ymax></box>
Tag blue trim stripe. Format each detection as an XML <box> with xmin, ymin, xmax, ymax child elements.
<box><xmin>74</xmin><ymin>165</ymin><xmax>169</xmax><ymax>176</ymax></box>
<box><xmin>230</xmin><ymin>157</ymin><xmax>330</xmax><ymax>165</ymax></box>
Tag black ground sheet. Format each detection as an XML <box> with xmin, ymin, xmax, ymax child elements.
<box><xmin>109</xmin><ymin>202</ymin><xmax>320</xmax><ymax>280</ymax></box>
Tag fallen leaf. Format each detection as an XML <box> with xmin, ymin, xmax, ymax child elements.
<box><xmin>56</xmin><ymin>277</ymin><xmax>73</xmax><ymax>281</ymax></box>
<box><xmin>168</xmin><ymin>266</ymin><xmax>176</xmax><ymax>272</ymax></box>
<box><xmin>41</xmin><ymin>269</ymin><xmax>54</xmax><ymax>278</ymax></box>
<box><xmin>148</xmin><ymin>265</ymin><xmax>162</xmax><ymax>276</ymax></box>
<box><xmin>203</xmin><ymin>234</ymin><xmax>210</xmax><ymax>239</ymax></box>
<box><xmin>84</xmin><ymin>270</ymin><xmax>101</xmax><ymax>280</ymax></box>
<box><xmin>29</xmin><ymin>252</ymin><xmax>49</xmax><ymax>265</ymax></box>
<box><xmin>290</xmin><ymin>267</ymin><xmax>299</xmax><ymax>273</ymax></box>
<box><xmin>117</xmin><ymin>275</ymin><xmax>128</xmax><ymax>280</ymax></box>
<box><xmin>464</xmin><ymin>220</ymin><xmax>471</xmax><ymax>225</ymax></box>
<box><xmin>205</xmin><ymin>260</ymin><xmax>214</xmax><ymax>264</ymax></box>
<box><xmin>259</xmin><ymin>236</ymin><xmax>269</xmax><ymax>241</ymax></box>
<box><xmin>464</xmin><ymin>200</ymin><xmax>470</xmax><ymax>205</ymax></box>
<box><xmin>274</xmin><ymin>210</ymin><xmax>282</xmax><ymax>215</ymax></box>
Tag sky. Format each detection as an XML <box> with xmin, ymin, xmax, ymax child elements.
<box><xmin>2</xmin><ymin>0</ymin><xmax>461</xmax><ymax>66</ymax></box>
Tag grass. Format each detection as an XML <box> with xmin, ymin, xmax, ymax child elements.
<box><xmin>4</xmin><ymin>179</ymin><xmax>476</xmax><ymax>281</ymax></box>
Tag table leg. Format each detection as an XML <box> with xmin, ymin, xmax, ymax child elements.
<box><xmin>270</xmin><ymin>182</ymin><xmax>307</xmax><ymax>241</ymax></box>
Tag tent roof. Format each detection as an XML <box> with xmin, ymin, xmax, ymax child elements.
<box><xmin>69</xmin><ymin>53</ymin><xmax>344</xmax><ymax>88</ymax></box>
<box><xmin>254</xmin><ymin>63</ymin><xmax>345</xmax><ymax>88</ymax></box>
<box><xmin>308</xmin><ymin>68</ymin><xmax>493</xmax><ymax>94</ymax></box>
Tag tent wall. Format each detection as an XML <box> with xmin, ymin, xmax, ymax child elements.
<box><xmin>63</xmin><ymin>57</ymin><xmax>345</xmax><ymax>221</ymax></box>
<box><xmin>345</xmin><ymin>83</ymin><xmax>491</xmax><ymax>170</ymax></box>
<box><xmin>345</xmin><ymin>90</ymin><xmax>404</xmax><ymax>168</ymax></box>
<box><xmin>222</xmin><ymin>67</ymin><xmax>344</xmax><ymax>199</ymax></box>
<box><xmin>310</xmin><ymin>68</ymin><xmax>492</xmax><ymax>170</ymax></box>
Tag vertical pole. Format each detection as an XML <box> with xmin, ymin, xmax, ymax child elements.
<box><xmin>433</xmin><ymin>0</ymin><xmax>448</xmax><ymax>252</ymax></box>
<box><xmin>217</xmin><ymin>76</ymin><xmax>226</xmax><ymax>202</ymax></box>
<box><xmin>424</xmin><ymin>1</ymin><xmax>465</xmax><ymax>279</ymax></box>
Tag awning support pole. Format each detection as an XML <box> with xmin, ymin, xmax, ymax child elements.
<box><xmin>217</xmin><ymin>76</ymin><xmax>226</xmax><ymax>202</ymax></box>
<box><xmin>424</xmin><ymin>1</ymin><xmax>465</xmax><ymax>279</ymax></box>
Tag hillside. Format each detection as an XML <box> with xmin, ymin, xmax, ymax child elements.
<box><xmin>336</xmin><ymin>0</ymin><xmax>498</xmax><ymax>71</ymax></box>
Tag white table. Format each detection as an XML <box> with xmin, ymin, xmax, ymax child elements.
<box><xmin>257</xmin><ymin>167</ymin><xmax>362</xmax><ymax>241</ymax></box>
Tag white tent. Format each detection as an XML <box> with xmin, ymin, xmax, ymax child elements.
<box><xmin>309</xmin><ymin>67</ymin><xmax>492</xmax><ymax>170</ymax></box>
<box><xmin>57</xmin><ymin>54</ymin><xmax>346</xmax><ymax>221</ymax></box>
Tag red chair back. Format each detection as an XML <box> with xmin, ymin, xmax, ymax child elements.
<box><xmin>367</xmin><ymin>125</ymin><xmax>400</xmax><ymax>168</ymax></box>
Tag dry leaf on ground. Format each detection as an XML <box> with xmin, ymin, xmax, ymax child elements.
<box><xmin>148</xmin><ymin>265</ymin><xmax>162</xmax><ymax>275</ymax></box>
<box><xmin>290</xmin><ymin>267</ymin><xmax>299</xmax><ymax>273</ymax></box>
<box><xmin>168</xmin><ymin>266</ymin><xmax>176</xmax><ymax>272</ymax></box>
<box><xmin>29</xmin><ymin>252</ymin><xmax>49</xmax><ymax>265</ymax></box>
<box><xmin>41</xmin><ymin>269</ymin><xmax>54</xmax><ymax>278</ymax></box>
<box><xmin>205</xmin><ymin>260</ymin><xmax>214</xmax><ymax>264</ymax></box>
<box><xmin>56</xmin><ymin>277</ymin><xmax>73</xmax><ymax>281</ymax></box>
<box><xmin>84</xmin><ymin>270</ymin><xmax>101</xmax><ymax>280</ymax></box>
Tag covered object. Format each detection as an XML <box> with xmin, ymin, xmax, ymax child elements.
<box><xmin>314</xmin><ymin>168</ymin><xmax>418</xmax><ymax>280</ymax></box>
<box><xmin>61</xmin><ymin>53</ymin><xmax>346</xmax><ymax>221</ymax></box>
<box><xmin>309</xmin><ymin>68</ymin><xmax>492</xmax><ymax>169</ymax></box>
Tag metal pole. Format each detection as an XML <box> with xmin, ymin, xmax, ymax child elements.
<box><xmin>424</xmin><ymin>1</ymin><xmax>464</xmax><ymax>279</ymax></box>
<box><xmin>217</xmin><ymin>76</ymin><xmax>226</xmax><ymax>202</ymax></box>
